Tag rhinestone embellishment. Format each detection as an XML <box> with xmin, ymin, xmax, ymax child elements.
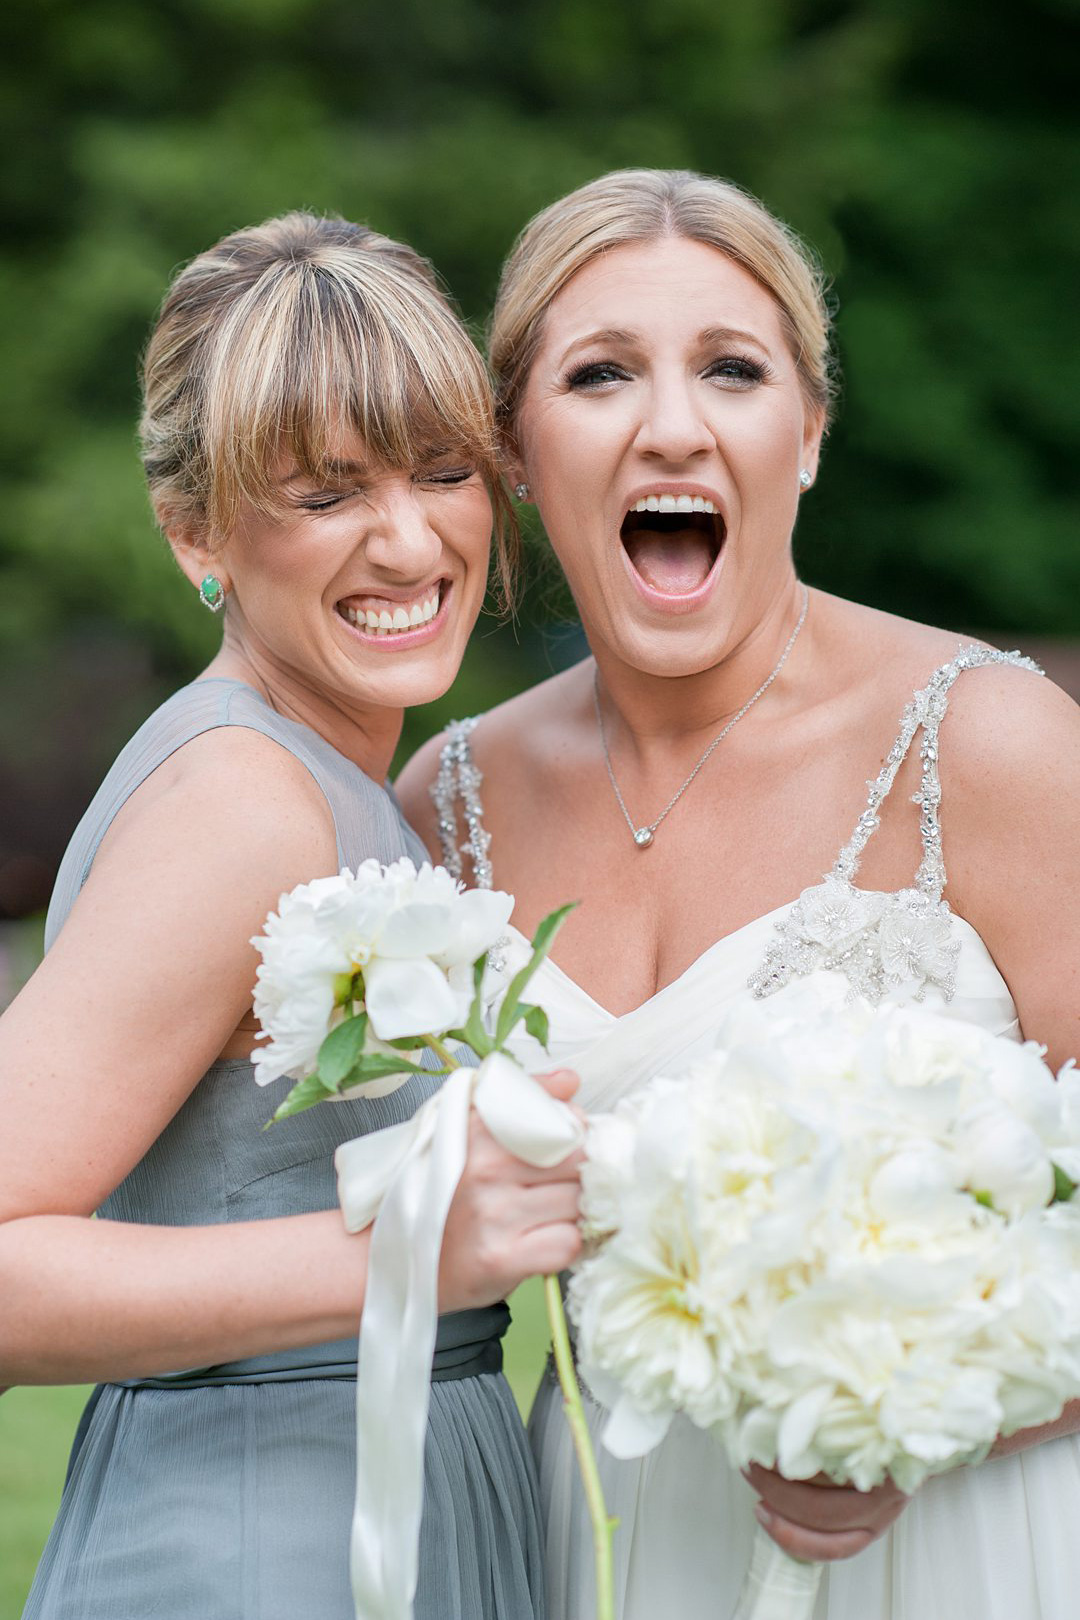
<box><xmin>747</xmin><ymin>645</ymin><xmax>1041</xmax><ymax>1007</ymax></box>
<box><xmin>431</xmin><ymin>718</ymin><xmax>506</xmax><ymax>970</ymax></box>
<box><xmin>633</xmin><ymin>828</ymin><xmax>654</xmax><ymax>848</ymax></box>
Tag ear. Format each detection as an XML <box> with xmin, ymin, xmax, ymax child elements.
<box><xmin>799</xmin><ymin>407</ymin><xmax>826</xmax><ymax>487</ymax></box>
<box><xmin>499</xmin><ymin>427</ymin><xmax>532</xmax><ymax>506</ymax></box>
<box><xmin>160</xmin><ymin>511</ymin><xmax>232</xmax><ymax>599</ymax></box>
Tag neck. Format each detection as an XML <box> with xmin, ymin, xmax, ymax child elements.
<box><xmin>591</xmin><ymin>579</ymin><xmax>810</xmax><ymax>759</ymax></box>
<box><xmin>204</xmin><ymin>642</ymin><xmax>404</xmax><ymax>783</ymax></box>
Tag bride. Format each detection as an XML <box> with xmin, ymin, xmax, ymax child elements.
<box><xmin>399</xmin><ymin>168</ymin><xmax>1080</xmax><ymax>1619</ymax></box>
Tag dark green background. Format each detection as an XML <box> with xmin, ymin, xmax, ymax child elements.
<box><xmin>1</xmin><ymin>0</ymin><xmax>1077</xmax><ymax>914</ymax></box>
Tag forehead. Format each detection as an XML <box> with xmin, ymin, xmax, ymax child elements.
<box><xmin>539</xmin><ymin>236</ymin><xmax>787</xmax><ymax>357</ymax></box>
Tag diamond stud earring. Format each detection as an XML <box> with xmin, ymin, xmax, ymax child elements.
<box><xmin>199</xmin><ymin>575</ymin><xmax>226</xmax><ymax>613</ymax></box>
<box><xmin>513</xmin><ymin>483</ymin><xmax>529</xmax><ymax>501</ymax></box>
<box><xmin>799</xmin><ymin>469</ymin><xmax>813</xmax><ymax>490</ymax></box>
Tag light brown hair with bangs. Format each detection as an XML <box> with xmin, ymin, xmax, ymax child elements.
<box><xmin>140</xmin><ymin>211</ymin><xmax>516</xmax><ymax>606</ymax></box>
<box><xmin>490</xmin><ymin>168</ymin><xmax>835</xmax><ymax>446</ymax></box>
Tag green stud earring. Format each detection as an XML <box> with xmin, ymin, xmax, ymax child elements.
<box><xmin>199</xmin><ymin>575</ymin><xmax>226</xmax><ymax>614</ymax></box>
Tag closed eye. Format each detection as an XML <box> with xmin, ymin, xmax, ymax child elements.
<box><xmin>416</xmin><ymin>466</ymin><xmax>476</xmax><ymax>485</ymax></box>
<box><xmin>297</xmin><ymin>490</ymin><xmax>351</xmax><ymax>511</ymax></box>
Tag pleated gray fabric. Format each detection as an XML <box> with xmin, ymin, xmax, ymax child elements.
<box><xmin>23</xmin><ymin>678</ymin><xmax>544</xmax><ymax>1620</ymax></box>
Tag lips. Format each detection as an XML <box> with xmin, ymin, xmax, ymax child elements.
<box><xmin>336</xmin><ymin>583</ymin><xmax>443</xmax><ymax>636</ymax></box>
<box><xmin>620</xmin><ymin>494</ymin><xmax>725</xmax><ymax>596</ymax></box>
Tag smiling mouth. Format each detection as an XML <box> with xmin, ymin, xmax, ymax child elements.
<box><xmin>621</xmin><ymin>496</ymin><xmax>725</xmax><ymax>595</ymax></box>
<box><xmin>336</xmin><ymin>582</ymin><xmax>444</xmax><ymax>636</ymax></box>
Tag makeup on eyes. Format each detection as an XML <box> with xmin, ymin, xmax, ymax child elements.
<box><xmin>564</xmin><ymin>351</ymin><xmax>772</xmax><ymax>391</ymax></box>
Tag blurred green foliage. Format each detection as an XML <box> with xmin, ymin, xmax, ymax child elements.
<box><xmin>0</xmin><ymin>0</ymin><xmax>1077</xmax><ymax>900</ymax></box>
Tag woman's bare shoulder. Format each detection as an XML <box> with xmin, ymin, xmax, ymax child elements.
<box><xmin>95</xmin><ymin>720</ymin><xmax>337</xmax><ymax>878</ymax></box>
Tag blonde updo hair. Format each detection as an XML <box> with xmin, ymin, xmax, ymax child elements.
<box><xmin>490</xmin><ymin>169</ymin><xmax>834</xmax><ymax>443</ymax></box>
<box><xmin>140</xmin><ymin>211</ymin><xmax>515</xmax><ymax>604</ymax></box>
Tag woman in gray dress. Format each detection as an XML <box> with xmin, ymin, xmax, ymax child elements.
<box><xmin>0</xmin><ymin>211</ymin><xmax>582</xmax><ymax>1619</ymax></box>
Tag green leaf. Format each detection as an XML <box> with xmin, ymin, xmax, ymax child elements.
<box><xmin>529</xmin><ymin>902</ymin><xmax>578</xmax><ymax>961</ymax></box>
<box><xmin>316</xmin><ymin>1013</ymin><xmax>369</xmax><ymax>1086</ymax></box>
<box><xmin>522</xmin><ymin>1003</ymin><xmax>550</xmax><ymax>1050</ymax></box>
<box><xmin>1052</xmin><ymin>1163</ymin><xmax>1078</xmax><ymax>1204</ymax></box>
<box><xmin>971</xmin><ymin>1188</ymin><xmax>996</xmax><ymax>1210</ymax></box>
<box><xmin>463</xmin><ymin>1001</ymin><xmax>493</xmax><ymax>1058</ymax></box>
<box><xmin>267</xmin><ymin>1072</ymin><xmax>336</xmax><ymax>1126</ymax></box>
<box><xmin>342</xmin><ymin>1052</ymin><xmax>427</xmax><ymax>1083</ymax></box>
<box><xmin>494</xmin><ymin>902</ymin><xmax>577</xmax><ymax>1049</ymax></box>
<box><xmin>461</xmin><ymin>951</ymin><xmax>493</xmax><ymax>1058</ymax></box>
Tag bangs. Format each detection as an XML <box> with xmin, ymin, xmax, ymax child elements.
<box><xmin>201</xmin><ymin>253</ymin><xmax>499</xmax><ymax>537</ymax></box>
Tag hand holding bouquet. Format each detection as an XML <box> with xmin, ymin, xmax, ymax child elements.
<box><xmin>571</xmin><ymin>976</ymin><xmax>1080</xmax><ymax>1620</ymax></box>
<box><xmin>251</xmin><ymin>860</ymin><xmax>615</xmax><ymax>1620</ymax></box>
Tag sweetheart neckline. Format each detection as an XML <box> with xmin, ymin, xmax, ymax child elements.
<box><xmin>503</xmin><ymin>889</ymin><xmax>998</xmax><ymax>1023</ymax></box>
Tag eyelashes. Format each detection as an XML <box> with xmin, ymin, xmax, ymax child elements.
<box><xmin>566</xmin><ymin>360</ymin><xmax>630</xmax><ymax>389</ymax></box>
<box><xmin>294</xmin><ymin>467</ymin><xmax>476</xmax><ymax>512</ymax></box>
<box><xmin>565</xmin><ymin>354</ymin><xmax>772</xmax><ymax>391</ymax></box>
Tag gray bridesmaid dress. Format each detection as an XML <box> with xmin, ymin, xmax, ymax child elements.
<box><xmin>22</xmin><ymin>679</ymin><xmax>544</xmax><ymax>1620</ymax></box>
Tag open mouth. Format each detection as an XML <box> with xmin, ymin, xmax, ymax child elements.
<box><xmin>621</xmin><ymin>495</ymin><xmax>725</xmax><ymax>596</ymax></box>
<box><xmin>336</xmin><ymin>581</ymin><xmax>445</xmax><ymax>638</ymax></box>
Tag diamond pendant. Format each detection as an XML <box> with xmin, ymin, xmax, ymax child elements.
<box><xmin>633</xmin><ymin>827</ymin><xmax>654</xmax><ymax>848</ymax></box>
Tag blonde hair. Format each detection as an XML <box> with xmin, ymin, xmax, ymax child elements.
<box><xmin>140</xmin><ymin>211</ymin><xmax>515</xmax><ymax>604</ymax></box>
<box><xmin>490</xmin><ymin>168</ymin><xmax>834</xmax><ymax>441</ymax></box>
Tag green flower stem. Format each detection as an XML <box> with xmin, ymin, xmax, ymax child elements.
<box><xmin>421</xmin><ymin>1033</ymin><xmax>457</xmax><ymax>1071</ymax></box>
<box><xmin>543</xmin><ymin>1273</ymin><xmax>618</xmax><ymax>1620</ymax></box>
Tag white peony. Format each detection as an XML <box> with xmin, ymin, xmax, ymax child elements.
<box><xmin>571</xmin><ymin>990</ymin><xmax>1080</xmax><ymax>1510</ymax></box>
<box><xmin>250</xmin><ymin>859</ymin><xmax>513</xmax><ymax>1098</ymax></box>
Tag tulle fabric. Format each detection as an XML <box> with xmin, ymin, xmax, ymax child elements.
<box><xmin>26</xmin><ymin>1373</ymin><xmax>543</xmax><ymax>1620</ymax></box>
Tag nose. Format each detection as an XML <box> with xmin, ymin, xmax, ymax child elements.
<box><xmin>632</xmin><ymin>368</ymin><xmax>714</xmax><ymax>463</ymax></box>
<box><xmin>362</xmin><ymin>481</ymin><xmax>443</xmax><ymax>580</ymax></box>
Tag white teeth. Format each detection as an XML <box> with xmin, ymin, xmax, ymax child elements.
<box><xmin>343</xmin><ymin>585</ymin><xmax>443</xmax><ymax>636</ymax></box>
<box><xmin>629</xmin><ymin>494</ymin><xmax>718</xmax><ymax>516</ymax></box>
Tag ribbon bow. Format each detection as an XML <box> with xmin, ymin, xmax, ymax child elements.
<box><xmin>335</xmin><ymin>1051</ymin><xmax>585</xmax><ymax>1619</ymax></box>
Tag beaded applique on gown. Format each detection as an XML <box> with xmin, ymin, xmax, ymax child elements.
<box><xmin>22</xmin><ymin>679</ymin><xmax>544</xmax><ymax>1620</ymax></box>
<box><xmin>434</xmin><ymin>647</ymin><xmax>1080</xmax><ymax>1620</ymax></box>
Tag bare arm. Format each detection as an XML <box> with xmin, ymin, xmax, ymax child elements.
<box><xmin>0</xmin><ymin>726</ymin><xmax>581</xmax><ymax>1386</ymax></box>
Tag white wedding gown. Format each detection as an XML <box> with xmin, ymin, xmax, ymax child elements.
<box><xmin>436</xmin><ymin>646</ymin><xmax>1080</xmax><ymax>1620</ymax></box>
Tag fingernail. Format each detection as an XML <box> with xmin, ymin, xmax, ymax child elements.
<box><xmin>753</xmin><ymin>1503</ymin><xmax>773</xmax><ymax>1529</ymax></box>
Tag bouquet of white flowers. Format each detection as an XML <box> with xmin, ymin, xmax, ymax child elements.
<box><xmin>570</xmin><ymin>976</ymin><xmax>1080</xmax><ymax>1620</ymax></box>
<box><xmin>251</xmin><ymin>860</ymin><xmax>616</xmax><ymax>1620</ymax></box>
<box><xmin>251</xmin><ymin>857</ymin><xmax>517</xmax><ymax>1114</ymax></box>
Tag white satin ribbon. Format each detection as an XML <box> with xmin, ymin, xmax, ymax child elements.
<box><xmin>334</xmin><ymin>1051</ymin><xmax>585</xmax><ymax>1620</ymax></box>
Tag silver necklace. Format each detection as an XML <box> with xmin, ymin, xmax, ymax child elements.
<box><xmin>593</xmin><ymin>585</ymin><xmax>810</xmax><ymax>849</ymax></box>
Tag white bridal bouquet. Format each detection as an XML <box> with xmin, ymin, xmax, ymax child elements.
<box><xmin>250</xmin><ymin>860</ymin><xmax>614</xmax><ymax>1620</ymax></box>
<box><xmin>570</xmin><ymin>977</ymin><xmax>1080</xmax><ymax>1620</ymax></box>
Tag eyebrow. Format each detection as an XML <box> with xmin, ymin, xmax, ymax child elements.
<box><xmin>556</xmin><ymin>324</ymin><xmax>775</xmax><ymax>367</ymax></box>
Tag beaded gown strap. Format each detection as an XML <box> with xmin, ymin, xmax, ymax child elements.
<box><xmin>831</xmin><ymin>645</ymin><xmax>1043</xmax><ymax>900</ymax></box>
<box><xmin>430</xmin><ymin>717</ymin><xmax>493</xmax><ymax>889</ymax></box>
<box><xmin>748</xmin><ymin>645</ymin><xmax>1042</xmax><ymax>1005</ymax></box>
